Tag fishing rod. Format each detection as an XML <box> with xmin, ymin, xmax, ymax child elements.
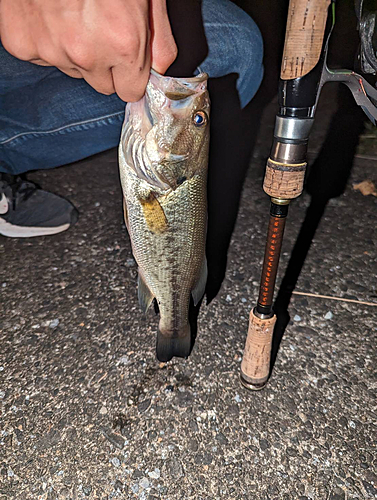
<box><xmin>240</xmin><ymin>0</ymin><xmax>377</xmax><ymax>391</ymax></box>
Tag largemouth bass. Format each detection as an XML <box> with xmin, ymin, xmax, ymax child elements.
<box><xmin>118</xmin><ymin>70</ymin><xmax>210</xmax><ymax>362</ymax></box>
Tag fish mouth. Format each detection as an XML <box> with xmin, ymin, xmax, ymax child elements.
<box><xmin>149</xmin><ymin>69</ymin><xmax>208</xmax><ymax>100</ymax></box>
<box><xmin>150</xmin><ymin>69</ymin><xmax>208</xmax><ymax>84</ymax></box>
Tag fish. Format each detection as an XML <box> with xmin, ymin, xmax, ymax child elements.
<box><xmin>118</xmin><ymin>70</ymin><xmax>210</xmax><ymax>362</ymax></box>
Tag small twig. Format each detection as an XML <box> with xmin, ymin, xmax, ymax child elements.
<box><xmin>353</xmin><ymin>154</ymin><xmax>377</xmax><ymax>161</ymax></box>
<box><xmin>87</xmin><ymin>370</ymin><xmax>108</xmax><ymax>388</ymax></box>
<box><xmin>97</xmin><ymin>371</ymin><xmax>108</xmax><ymax>384</ymax></box>
<box><xmin>292</xmin><ymin>291</ymin><xmax>377</xmax><ymax>307</ymax></box>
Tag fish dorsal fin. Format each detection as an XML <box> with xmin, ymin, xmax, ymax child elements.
<box><xmin>138</xmin><ymin>272</ymin><xmax>155</xmax><ymax>313</ymax></box>
<box><xmin>191</xmin><ymin>257</ymin><xmax>208</xmax><ymax>306</ymax></box>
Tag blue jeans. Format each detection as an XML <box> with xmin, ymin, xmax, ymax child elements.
<box><xmin>0</xmin><ymin>0</ymin><xmax>263</xmax><ymax>175</ymax></box>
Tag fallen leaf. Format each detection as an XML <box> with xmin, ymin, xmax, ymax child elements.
<box><xmin>352</xmin><ymin>180</ymin><xmax>377</xmax><ymax>196</ymax></box>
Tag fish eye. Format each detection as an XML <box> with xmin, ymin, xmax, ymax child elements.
<box><xmin>193</xmin><ymin>111</ymin><xmax>207</xmax><ymax>127</ymax></box>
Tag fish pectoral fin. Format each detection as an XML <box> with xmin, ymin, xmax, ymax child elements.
<box><xmin>191</xmin><ymin>257</ymin><xmax>208</xmax><ymax>306</ymax></box>
<box><xmin>139</xmin><ymin>193</ymin><xmax>168</xmax><ymax>234</ymax></box>
<box><xmin>138</xmin><ymin>272</ymin><xmax>155</xmax><ymax>314</ymax></box>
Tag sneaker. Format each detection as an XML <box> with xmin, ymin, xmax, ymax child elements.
<box><xmin>0</xmin><ymin>174</ymin><xmax>78</xmax><ymax>237</ymax></box>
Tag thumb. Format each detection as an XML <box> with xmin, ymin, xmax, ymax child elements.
<box><xmin>150</xmin><ymin>0</ymin><xmax>177</xmax><ymax>74</ymax></box>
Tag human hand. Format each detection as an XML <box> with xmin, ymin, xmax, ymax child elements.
<box><xmin>0</xmin><ymin>0</ymin><xmax>177</xmax><ymax>102</ymax></box>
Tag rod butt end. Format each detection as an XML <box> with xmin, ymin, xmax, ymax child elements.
<box><xmin>240</xmin><ymin>372</ymin><xmax>268</xmax><ymax>391</ymax></box>
<box><xmin>240</xmin><ymin>309</ymin><xmax>276</xmax><ymax>391</ymax></box>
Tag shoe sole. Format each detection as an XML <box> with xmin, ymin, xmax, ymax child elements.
<box><xmin>0</xmin><ymin>218</ymin><xmax>70</xmax><ymax>238</ymax></box>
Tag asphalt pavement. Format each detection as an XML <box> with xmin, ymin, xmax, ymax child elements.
<box><xmin>1</xmin><ymin>92</ymin><xmax>376</xmax><ymax>499</ymax></box>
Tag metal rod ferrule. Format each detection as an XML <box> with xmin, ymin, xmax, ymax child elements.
<box><xmin>270</xmin><ymin>140</ymin><xmax>308</xmax><ymax>164</ymax></box>
<box><xmin>274</xmin><ymin>116</ymin><xmax>314</xmax><ymax>141</ymax></box>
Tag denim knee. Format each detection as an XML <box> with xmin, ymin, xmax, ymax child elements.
<box><xmin>235</xmin><ymin>12</ymin><xmax>264</xmax><ymax>107</ymax></box>
<box><xmin>221</xmin><ymin>3</ymin><xmax>264</xmax><ymax>107</ymax></box>
<box><xmin>202</xmin><ymin>0</ymin><xmax>264</xmax><ymax>108</ymax></box>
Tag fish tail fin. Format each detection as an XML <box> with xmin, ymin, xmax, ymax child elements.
<box><xmin>156</xmin><ymin>323</ymin><xmax>191</xmax><ymax>362</ymax></box>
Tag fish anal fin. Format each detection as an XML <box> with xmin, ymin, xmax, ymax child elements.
<box><xmin>138</xmin><ymin>272</ymin><xmax>154</xmax><ymax>314</ymax></box>
<box><xmin>139</xmin><ymin>193</ymin><xmax>168</xmax><ymax>234</ymax></box>
<box><xmin>191</xmin><ymin>257</ymin><xmax>207</xmax><ymax>306</ymax></box>
<box><xmin>123</xmin><ymin>198</ymin><xmax>130</xmax><ymax>232</ymax></box>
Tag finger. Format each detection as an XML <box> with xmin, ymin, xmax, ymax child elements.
<box><xmin>0</xmin><ymin>31</ymin><xmax>39</xmax><ymax>62</ymax></box>
<box><xmin>29</xmin><ymin>58</ymin><xmax>53</xmax><ymax>66</ymax></box>
<box><xmin>111</xmin><ymin>60</ymin><xmax>151</xmax><ymax>102</ymax></box>
<box><xmin>150</xmin><ymin>0</ymin><xmax>177</xmax><ymax>74</ymax></box>
<box><xmin>151</xmin><ymin>37</ymin><xmax>177</xmax><ymax>75</ymax></box>
<box><xmin>80</xmin><ymin>68</ymin><xmax>116</xmax><ymax>95</ymax></box>
<box><xmin>59</xmin><ymin>67</ymin><xmax>84</xmax><ymax>79</ymax></box>
<box><xmin>29</xmin><ymin>59</ymin><xmax>83</xmax><ymax>79</ymax></box>
<box><xmin>0</xmin><ymin>5</ymin><xmax>39</xmax><ymax>61</ymax></box>
<box><xmin>28</xmin><ymin>44</ymin><xmax>83</xmax><ymax>78</ymax></box>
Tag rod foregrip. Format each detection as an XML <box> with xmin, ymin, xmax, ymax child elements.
<box><xmin>264</xmin><ymin>116</ymin><xmax>313</xmax><ymax>199</ymax></box>
<box><xmin>240</xmin><ymin>309</ymin><xmax>276</xmax><ymax>390</ymax></box>
<box><xmin>281</xmin><ymin>0</ymin><xmax>331</xmax><ymax>80</ymax></box>
<box><xmin>264</xmin><ymin>158</ymin><xmax>307</xmax><ymax>199</ymax></box>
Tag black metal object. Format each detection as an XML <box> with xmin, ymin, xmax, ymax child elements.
<box><xmin>355</xmin><ymin>0</ymin><xmax>377</xmax><ymax>74</ymax></box>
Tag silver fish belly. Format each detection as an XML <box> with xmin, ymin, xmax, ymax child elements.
<box><xmin>118</xmin><ymin>70</ymin><xmax>210</xmax><ymax>361</ymax></box>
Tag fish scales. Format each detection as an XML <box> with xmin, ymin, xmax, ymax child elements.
<box><xmin>119</xmin><ymin>70</ymin><xmax>210</xmax><ymax>361</ymax></box>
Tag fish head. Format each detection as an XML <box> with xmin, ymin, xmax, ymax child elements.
<box><xmin>143</xmin><ymin>70</ymin><xmax>210</xmax><ymax>190</ymax></box>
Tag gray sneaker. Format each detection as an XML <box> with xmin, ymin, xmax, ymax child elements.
<box><xmin>0</xmin><ymin>174</ymin><xmax>78</xmax><ymax>237</ymax></box>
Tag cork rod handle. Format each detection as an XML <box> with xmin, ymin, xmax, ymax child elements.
<box><xmin>240</xmin><ymin>310</ymin><xmax>276</xmax><ymax>390</ymax></box>
<box><xmin>281</xmin><ymin>0</ymin><xmax>331</xmax><ymax>80</ymax></box>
